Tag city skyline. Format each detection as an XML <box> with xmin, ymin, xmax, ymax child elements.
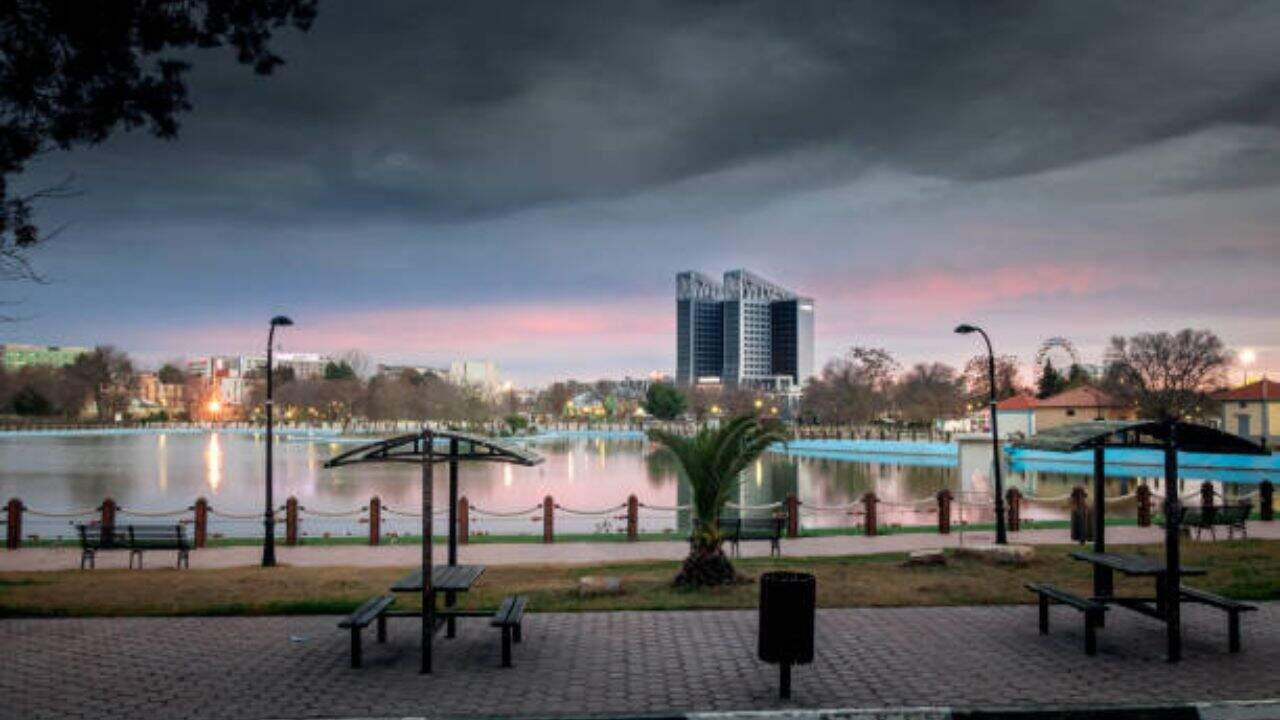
<box><xmin>4</xmin><ymin>2</ymin><xmax>1279</xmax><ymax>383</ymax></box>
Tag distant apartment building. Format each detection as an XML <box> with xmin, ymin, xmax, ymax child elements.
<box><xmin>377</xmin><ymin>363</ymin><xmax>446</xmax><ymax>379</ymax></box>
<box><xmin>0</xmin><ymin>343</ymin><xmax>91</xmax><ymax>371</ymax></box>
<box><xmin>675</xmin><ymin>270</ymin><xmax>814</xmax><ymax>391</ymax></box>
<box><xmin>449</xmin><ymin>359</ymin><xmax>502</xmax><ymax>396</ymax></box>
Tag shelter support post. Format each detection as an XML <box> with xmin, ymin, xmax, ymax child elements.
<box><xmin>1163</xmin><ymin>421</ymin><xmax>1182</xmax><ymax>663</ymax></box>
<box><xmin>421</xmin><ymin>431</ymin><xmax>434</xmax><ymax>674</ymax></box>
<box><xmin>1093</xmin><ymin>446</ymin><xmax>1111</xmax><ymax>601</ymax></box>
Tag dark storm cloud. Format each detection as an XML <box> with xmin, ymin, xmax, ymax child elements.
<box><xmin>38</xmin><ymin>0</ymin><xmax>1280</xmax><ymax>225</ymax></box>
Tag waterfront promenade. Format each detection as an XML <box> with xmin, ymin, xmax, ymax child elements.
<box><xmin>5</xmin><ymin>523</ymin><xmax>1280</xmax><ymax>571</ymax></box>
<box><xmin>3</xmin><ymin>602</ymin><xmax>1279</xmax><ymax>719</ymax></box>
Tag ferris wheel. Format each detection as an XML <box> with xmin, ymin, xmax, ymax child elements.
<box><xmin>1034</xmin><ymin>337</ymin><xmax>1082</xmax><ymax>371</ymax></box>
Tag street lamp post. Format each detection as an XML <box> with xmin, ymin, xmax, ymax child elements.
<box><xmin>263</xmin><ymin>315</ymin><xmax>293</xmax><ymax>567</ymax></box>
<box><xmin>955</xmin><ymin>323</ymin><xmax>1008</xmax><ymax>545</ymax></box>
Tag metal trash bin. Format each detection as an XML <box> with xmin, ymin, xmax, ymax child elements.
<box><xmin>1070</xmin><ymin>505</ymin><xmax>1094</xmax><ymax>543</ymax></box>
<box><xmin>758</xmin><ymin>571</ymin><xmax>815</xmax><ymax>699</ymax></box>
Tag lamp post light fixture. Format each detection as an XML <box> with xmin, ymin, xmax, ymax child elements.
<box><xmin>263</xmin><ymin>315</ymin><xmax>293</xmax><ymax>568</ymax></box>
<box><xmin>955</xmin><ymin>323</ymin><xmax>1008</xmax><ymax>545</ymax></box>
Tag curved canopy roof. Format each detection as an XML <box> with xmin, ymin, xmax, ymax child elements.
<box><xmin>323</xmin><ymin>429</ymin><xmax>544</xmax><ymax>468</ymax></box>
<box><xmin>1013</xmin><ymin>420</ymin><xmax>1269</xmax><ymax>456</ymax></box>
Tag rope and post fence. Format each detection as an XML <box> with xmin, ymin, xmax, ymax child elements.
<box><xmin>1</xmin><ymin>479</ymin><xmax>1274</xmax><ymax>550</ymax></box>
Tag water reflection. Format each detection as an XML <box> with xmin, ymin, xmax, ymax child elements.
<box><xmin>0</xmin><ymin>432</ymin><xmax>1266</xmax><ymax>537</ymax></box>
<box><xmin>205</xmin><ymin>433</ymin><xmax>223</xmax><ymax>492</ymax></box>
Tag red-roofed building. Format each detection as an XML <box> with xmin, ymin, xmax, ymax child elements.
<box><xmin>995</xmin><ymin>387</ymin><xmax>1135</xmax><ymax>436</ymax></box>
<box><xmin>1213</xmin><ymin>379</ymin><xmax>1277</xmax><ymax>443</ymax></box>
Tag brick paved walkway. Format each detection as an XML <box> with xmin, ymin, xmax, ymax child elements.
<box><xmin>3</xmin><ymin>603</ymin><xmax>1278</xmax><ymax>720</ymax></box>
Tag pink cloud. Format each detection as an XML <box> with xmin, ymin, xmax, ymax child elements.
<box><xmin>149</xmin><ymin>300</ymin><xmax>674</xmax><ymax>381</ymax></box>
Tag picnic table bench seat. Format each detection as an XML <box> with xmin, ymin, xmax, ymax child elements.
<box><xmin>1025</xmin><ymin>582</ymin><xmax>1108</xmax><ymax>655</ymax></box>
<box><xmin>339</xmin><ymin>595</ymin><xmax>395</xmax><ymax>668</ymax></box>
<box><xmin>1180</xmin><ymin>585</ymin><xmax>1257</xmax><ymax>652</ymax></box>
<box><xmin>491</xmin><ymin>595</ymin><xmax>527</xmax><ymax>667</ymax></box>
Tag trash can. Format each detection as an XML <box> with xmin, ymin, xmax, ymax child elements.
<box><xmin>758</xmin><ymin>571</ymin><xmax>815</xmax><ymax>699</ymax></box>
<box><xmin>1070</xmin><ymin>505</ymin><xmax>1093</xmax><ymax>543</ymax></box>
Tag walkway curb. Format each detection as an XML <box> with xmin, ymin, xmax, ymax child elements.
<box><xmin>301</xmin><ymin>699</ymin><xmax>1280</xmax><ymax>720</ymax></box>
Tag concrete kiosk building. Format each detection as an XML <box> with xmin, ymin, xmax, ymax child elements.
<box><xmin>676</xmin><ymin>269</ymin><xmax>813</xmax><ymax>391</ymax></box>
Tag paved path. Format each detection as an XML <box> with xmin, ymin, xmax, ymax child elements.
<box><xmin>5</xmin><ymin>523</ymin><xmax>1278</xmax><ymax>572</ymax></box>
<box><xmin>3</xmin><ymin>603</ymin><xmax>1279</xmax><ymax>719</ymax></box>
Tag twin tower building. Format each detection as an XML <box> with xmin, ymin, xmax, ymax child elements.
<box><xmin>675</xmin><ymin>270</ymin><xmax>814</xmax><ymax>393</ymax></box>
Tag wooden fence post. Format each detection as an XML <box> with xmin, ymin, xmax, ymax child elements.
<box><xmin>626</xmin><ymin>495</ymin><xmax>638</xmax><ymax>541</ymax></box>
<box><xmin>543</xmin><ymin>495</ymin><xmax>554</xmax><ymax>543</ymax></box>
<box><xmin>285</xmin><ymin>496</ymin><xmax>299</xmax><ymax>545</ymax></box>
<box><xmin>1260</xmin><ymin>481</ymin><xmax>1274</xmax><ymax>521</ymax></box>
<box><xmin>459</xmin><ymin>496</ymin><xmax>470</xmax><ymax>545</ymax></box>
<box><xmin>785</xmin><ymin>493</ymin><xmax>798</xmax><ymax>538</ymax></box>
<box><xmin>1199</xmin><ymin>481</ymin><xmax>1214</xmax><ymax>510</ymax></box>
<box><xmin>1005</xmin><ymin>488</ymin><xmax>1022</xmax><ymax>532</ymax></box>
<box><xmin>936</xmin><ymin>489</ymin><xmax>952</xmax><ymax>534</ymax></box>
<box><xmin>368</xmin><ymin>496</ymin><xmax>381</xmax><ymax>546</ymax></box>
<box><xmin>1136</xmin><ymin>485</ymin><xmax>1153</xmax><ymax>527</ymax></box>
<box><xmin>5</xmin><ymin>498</ymin><xmax>21</xmax><ymax>549</ymax></box>
<box><xmin>100</xmin><ymin>497</ymin><xmax>117</xmax><ymax>543</ymax></box>
<box><xmin>192</xmin><ymin>497</ymin><xmax>208</xmax><ymax>549</ymax></box>
<box><xmin>862</xmin><ymin>492</ymin><xmax>878</xmax><ymax>536</ymax></box>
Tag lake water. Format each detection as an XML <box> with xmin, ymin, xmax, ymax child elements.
<box><xmin>0</xmin><ymin>430</ymin><xmax>1267</xmax><ymax>540</ymax></box>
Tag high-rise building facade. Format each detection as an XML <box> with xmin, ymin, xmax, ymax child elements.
<box><xmin>675</xmin><ymin>270</ymin><xmax>814</xmax><ymax>390</ymax></box>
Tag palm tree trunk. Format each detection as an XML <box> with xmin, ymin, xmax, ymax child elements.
<box><xmin>674</xmin><ymin>536</ymin><xmax>739</xmax><ymax>587</ymax></box>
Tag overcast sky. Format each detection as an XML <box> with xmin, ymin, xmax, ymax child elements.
<box><xmin>7</xmin><ymin>1</ymin><xmax>1280</xmax><ymax>384</ymax></box>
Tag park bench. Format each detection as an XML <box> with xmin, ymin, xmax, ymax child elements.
<box><xmin>77</xmin><ymin>523</ymin><xmax>189</xmax><ymax>569</ymax></box>
<box><xmin>1025</xmin><ymin>582</ymin><xmax>1108</xmax><ymax>656</ymax></box>
<box><xmin>1179</xmin><ymin>503</ymin><xmax>1252</xmax><ymax>541</ymax></box>
<box><xmin>693</xmin><ymin>516</ymin><xmax>785</xmax><ymax>557</ymax></box>
<box><xmin>339</xmin><ymin>595</ymin><xmax>395</xmax><ymax>668</ymax></box>
<box><xmin>1180</xmin><ymin>585</ymin><xmax>1257</xmax><ymax>653</ymax></box>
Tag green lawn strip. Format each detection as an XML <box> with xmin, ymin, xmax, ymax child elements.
<box><xmin>2</xmin><ymin>539</ymin><xmax>1277</xmax><ymax>618</ymax></box>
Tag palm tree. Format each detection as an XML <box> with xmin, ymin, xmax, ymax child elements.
<box><xmin>649</xmin><ymin>415</ymin><xmax>788</xmax><ymax>587</ymax></box>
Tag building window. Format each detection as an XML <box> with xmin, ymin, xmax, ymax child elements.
<box><xmin>1240</xmin><ymin>401</ymin><xmax>1248</xmax><ymax>409</ymax></box>
<box><xmin>1066</xmin><ymin>409</ymin><xmax>1076</xmax><ymax>417</ymax></box>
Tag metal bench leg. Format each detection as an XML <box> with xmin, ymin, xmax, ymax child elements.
<box><xmin>1085</xmin><ymin>610</ymin><xmax>1098</xmax><ymax>656</ymax></box>
<box><xmin>376</xmin><ymin>615</ymin><xmax>387</xmax><ymax>644</ymax></box>
<box><xmin>513</xmin><ymin>622</ymin><xmax>522</xmax><ymax>643</ymax></box>
<box><xmin>178</xmin><ymin>550</ymin><xmax>188</xmax><ymax>569</ymax></box>
<box><xmin>350</xmin><ymin>627</ymin><xmax>363</xmax><ymax>669</ymax></box>
<box><xmin>501</xmin><ymin>626</ymin><xmax>512</xmax><ymax>668</ymax></box>
<box><xmin>1229</xmin><ymin>611</ymin><xmax>1241</xmax><ymax>653</ymax></box>
<box><xmin>1038</xmin><ymin>594</ymin><xmax>1049</xmax><ymax>635</ymax></box>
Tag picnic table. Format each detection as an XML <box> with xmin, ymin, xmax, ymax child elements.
<box><xmin>392</xmin><ymin>564</ymin><xmax>485</xmax><ymax>636</ymax></box>
<box><xmin>1070</xmin><ymin>551</ymin><xmax>1205</xmax><ymax>619</ymax></box>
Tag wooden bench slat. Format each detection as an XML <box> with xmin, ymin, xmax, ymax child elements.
<box><xmin>1180</xmin><ymin>585</ymin><xmax>1257</xmax><ymax>612</ymax></box>
<box><xmin>339</xmin><ymin>595</ymin><xmax>395</xmax><ymax>628</ymax></box>
<box><xmin>1026</xmin><ymin>583</ymin><xmax>1107</xmax><ymax>612</ymax></box>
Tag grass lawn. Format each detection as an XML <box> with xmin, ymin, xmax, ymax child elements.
<box><xmin>2</xmin><ymin>540</ymin><xmax>1277</xmax><ymax>618</ymax></box>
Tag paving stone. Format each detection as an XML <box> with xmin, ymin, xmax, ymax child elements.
<box><xmin>1</xmin><ymin>604</ymin><xmax>1279</xmax><ymax>719</ymax></box>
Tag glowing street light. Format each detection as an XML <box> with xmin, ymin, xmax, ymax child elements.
<box><xmin>1240</xmin><ymin>348</ymin><xmax>1257</xmax><ymax>385</ymax></box>
<box><xmin>955</xmin><ymin>323</ymin><xmax>1008</xmax><ymax>545</ymax></box>
<box><xmin>263</xmin><ymin>314</ymin><xmax>293</xmax><ymax>568</ymax></box>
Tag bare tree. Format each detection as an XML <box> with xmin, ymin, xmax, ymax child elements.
<box><xmin>963</xmin><ymin>354</ymin><xmax>1025</xmax><ymax>403</ymax></box>
<box><xmin>65</xmin><ymin>346</ymin><xmax>134</xmax><ymax>420</ymax></box>
<box><xmin>1102</xmin><ymin>329</ymin><xmax>1230</xmax><ymax>419</ymax></box>
<box><xmin>896</xmin><ymin>362</ymin><xmax>966</xmax><ymax>424</ymax></box>
<box><xmin>801</xmin><ymin>347</ymin><xmax>899</xmax><ymax>424</ymax></box>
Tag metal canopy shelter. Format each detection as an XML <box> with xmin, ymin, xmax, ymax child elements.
<box><xmin>323</xmin><ymin>429</ymin><xmax>544</xmax><ymax>673</ymax></box>
<box><xmin>1015</xmin><ymin>420</ymin><xmax>1269</xmax><ymax>660</ymax></box>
